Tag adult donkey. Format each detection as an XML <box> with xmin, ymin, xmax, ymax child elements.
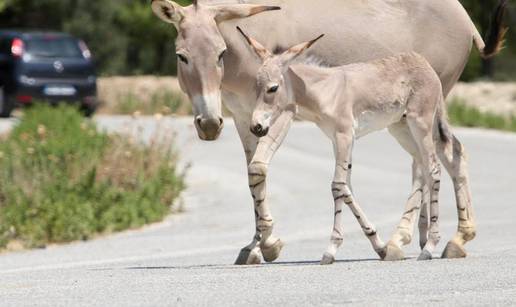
<box><xmin>151</xmin><ymin>0</ymin><xmax>507</xmax><ymax>264</ymax></box>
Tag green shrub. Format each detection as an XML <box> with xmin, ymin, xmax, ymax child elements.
<box><xmin>448</xmin><ymin>98</ymin><xmax>516</xmax><ymax>132</ymax></box>
<box><xmin>0</xmin><ymin>104</ymin><xmax>184</xmax><ymax>249</ymax></box>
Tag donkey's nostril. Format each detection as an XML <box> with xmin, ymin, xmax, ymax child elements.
<box><xmin>219</xmin><ymin>117</ymin><xmax>224</xmax><ymax>126</ymax></box>
<box><xmin>196</xmin><ymin>117</ymin><xmax>202</xmax><ymax>126</ymax></box>
<box><xmin>255</xmin><ymin>124</ymin><xmax>263</xmax><ymax>133</ymax></box>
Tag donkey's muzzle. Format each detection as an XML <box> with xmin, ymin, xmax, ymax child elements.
<box><xmin>250</xmin><ymin>123</ymin><xmax>269</xmax><ymax>138</ymax></box>
<box><xmin>195</xmin><ymin>116</ymin><xmax>224</xmax><ymax>141</ymax></box>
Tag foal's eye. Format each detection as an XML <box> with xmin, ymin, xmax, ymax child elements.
<box><xmin>267</xmin><ymin>85</ymin><xmax>279</xmax><ymax>94</ymax></box>
<box><xmin>218</xmin><ymin>50</ymin><xmax>226</xmax><ymax>64</ymax></box>
<box><xmin>177</xmin><ymin>53</ymin><xmax>188</xmax><ymax>64</ymax></box>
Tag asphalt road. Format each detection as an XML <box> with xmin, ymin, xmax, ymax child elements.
<box><xmin>0</xmin><ymin>116</ymin><xmax>515</xmax><ymax>306</ymax></box>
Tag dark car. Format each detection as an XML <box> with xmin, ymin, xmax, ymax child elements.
<box><xmin>0</xmin><ymin>31</ymin><xmax>98</xmax><ymax>117</ymax></box>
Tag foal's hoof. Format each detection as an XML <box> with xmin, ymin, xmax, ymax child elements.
<box><xmin>383</xmin><ymin>242</ymin><xmax>405</xmax><ymax>261</ymax></box>
<box><xmin>417</xmin><ymin>250</ymin><xmax>433</xmax><ymax>261</ymax></box>
<box><xmin>320</xmin><ymin>252</ymin><xmax>335</xmax><ymax>265</ymax></box>
<box><xmin>442</xmin><ymin>241</ymin><xmax>467</xmax><ymax>259</ymax></box>
<box><xmin>261</xmin><ymin>239</ymin><xmax>284</xmax><ymax>263</ymax></box>
<box><xmin>419</xmin><ymin>240</ymin><xmax>427</xmax><ymax>251</ymax></box>
<box><xmin>235</xmin><ymin>247</ymin><xmax>261</xmax><ymax>265</ymax></box>
<box><xmin>376</xmin><ymin>246</ymin><xmax>387</xmax><ymax>260</ymax></box>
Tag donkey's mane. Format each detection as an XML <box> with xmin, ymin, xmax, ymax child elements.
<box><xmin>297</xmin><ymin>55</ymin><xmax>330</xmax><ymax>68</ymax></box>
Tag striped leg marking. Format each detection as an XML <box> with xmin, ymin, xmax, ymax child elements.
<box><xmin>418</xmin><ymin>158</ymin><xmax>442</xmax><ymax>261</ymax></box>
<box><xmin>438</xmin><ymin>136</ymin><xmax>476</xmax><ymax>259</ymax></box>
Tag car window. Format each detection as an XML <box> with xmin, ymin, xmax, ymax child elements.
<box><xmin>25</xmin><ymin>37</ymin><xmax>83</xmax><ymax>58</ymax></box>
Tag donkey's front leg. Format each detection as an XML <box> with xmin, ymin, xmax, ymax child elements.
<box><xmin>234</xmin><ymin>112</ymin><xmax>294</xmax><ymax>264</ymax></box>
<box><xmin>322</xmin><ymin>131</ymin><xmax>385</xmax><ymax>265</ymax></box>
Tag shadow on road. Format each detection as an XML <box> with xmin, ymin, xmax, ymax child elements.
<box><xmin>94</xmin><ymin>257</ymin><xmax>389</xmax><ymax>272</ymax></box>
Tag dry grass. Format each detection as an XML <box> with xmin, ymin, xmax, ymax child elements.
<box><xmin>447</xmin><ymin>82</ymin><xmax>516</xmax><ymax>116</ymax></box>
<box><xmin>97</xmin><ymin>76</ymin><xmax>191</xmax><ymax>115</ymax></box>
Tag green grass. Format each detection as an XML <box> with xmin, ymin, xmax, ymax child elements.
<box><xmin>0</xmin><ymin>104</ymin><xmax>185</xmax><ymax>249</ymax></box>
<box><xmin>447</xmin><ymin>98</ymin><xmax>516</xmax><ymax>132</ymax></box>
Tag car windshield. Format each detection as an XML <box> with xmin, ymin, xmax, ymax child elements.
<box><xmin>25</xmin><ymin>37</ymin><xmax>83</xmax><ymax>58</ymax></box>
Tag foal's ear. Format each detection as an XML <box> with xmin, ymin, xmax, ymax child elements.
<box><xmin>212</xmin><ymin>4</ymin><xmax>280</xmax><ymax>24</ymax></box>
<box><xmin>151</xmin><ymin>0</ymin><xmax>185</xmax><ymax>27</ymax></box>
<box><xmin>237</xmin><ymin>26</ymin><xmax>272</xmax><ymax>62</ymax></box>
<box><xmin>280</xmin><ymin>34</ymin><xmax>325</xmax><ymax>65</ymax></box>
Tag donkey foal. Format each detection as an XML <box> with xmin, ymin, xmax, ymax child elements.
<box><xmin>238</xmin><ymin>27</ymin><xmax>457</xmax><ymax>264</ymax></box>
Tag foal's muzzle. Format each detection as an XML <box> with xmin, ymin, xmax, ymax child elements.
<box><xmin>250</xmin><ymin>123</ymin><xmax>269</xmax><ymax>138</ymax></box>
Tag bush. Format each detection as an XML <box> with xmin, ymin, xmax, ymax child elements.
<box><xmin>0</xmin><ymin>104</ymin><xmax>184</xmax><ymax>249</ymax></box>
<box><xmin>448</xmin><ymin>98</ymin><xmax>516</xmax><ymax>132</ymax></box>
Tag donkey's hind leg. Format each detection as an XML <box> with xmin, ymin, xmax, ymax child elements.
<box><xmin>436</xmin><ymin>125</ymin><xmax>476</xmax><ymax>259</ymax></box>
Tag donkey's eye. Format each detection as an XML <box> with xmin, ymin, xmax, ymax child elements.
<box><xmin>218</xmin><ymin>50</ymin><xmax>226</xmax><ymax>64</ymax></box>
<box><xmin>177</xmin><ymin>53</ymin><xmax>188</xmax><ymax>64</ymax></box>
<box><xmin>267</xmin><ymin>85</ymin><xmax>279</xmax><ymax>94</ymax></box>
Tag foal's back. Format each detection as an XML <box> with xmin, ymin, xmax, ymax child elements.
<box><xmin>340</xmin><ymin>52</ymin><xmax>442</xmax><ymax>137</ymax></box>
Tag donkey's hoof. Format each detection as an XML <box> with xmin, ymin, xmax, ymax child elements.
<box><xmin>320</xmin><ymin>252</ymin><xmax>335</xmax><ymax>265</ymax></box>
<box><xmin>383</xmin><ymin>242</ymin><xmax>405</xmax><ymax>261</ymax></box>
<box><xmin>442</xmin><ymin>241</ymin><xmax>467</xmax><ymax>259</ymax></box>
<box><xmin>261</xmin><ymin>239</ymin><xmax>284</xmax><ymax>263</ymax></box>
<box><xmin>235</xmin><ymin>248</ymin><xmax>261</xmax><ymax>265</ymax></box>
<box><xmin>417</xmin><ymin>250</ymin><xmax>433</xmax><ymax>261</ymax></box>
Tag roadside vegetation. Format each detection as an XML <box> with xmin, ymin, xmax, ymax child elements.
<box><xmin>97</xmin><ymin>77</ymin><xmax>192</xmax><ymax>116</ymax></box>
<box><xmin>447</xmin><ymin>98</ymin><xmax>516</xmax><ymax>132</ymax></box>
<box><xmin>108</xmin><ymin>90</ymin><xmax>190</xmax><ymax>116</ymax></box>
<box><xmin>0</xmin><ymin>104</ymin><xmax>185</xmax><ymax>250</ymax></box>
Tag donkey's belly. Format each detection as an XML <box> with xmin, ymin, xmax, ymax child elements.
<box><xmin>353</xmin><ymin>106</ymin><xmax>406</xmax><ymax>139</ymax></box>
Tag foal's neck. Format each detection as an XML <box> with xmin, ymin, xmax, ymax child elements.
<box><xmin>285</xmin><ymin>63</ymin><xmax>341</xmax><ymax>111</ymax></box>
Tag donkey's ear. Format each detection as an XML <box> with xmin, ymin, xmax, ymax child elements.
<box><xmin>151</xmin><ymin>0</ymin><xmax>185</xmax><ymax>26</ymax></box>
<box><xmin>280</xmin><ymin>34</ymin><xmax>325</xmax><ymax>65</ymax></box>
<box><xmin>212</xmin><ymin>4</ymin><xmax>280</xmax><ymax>24</ymax></box>
<box><xmin>237</xmin><ymin>26</ymin><xmax>271</xmax><ymax>62</ymax></box>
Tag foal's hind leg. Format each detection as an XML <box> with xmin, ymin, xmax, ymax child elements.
<box><xmin>385</xmin><ymin>120</ymin><xmax>427</xmax><ymax>261</ymax></box>
<box><xmin>406</xmin><ymin>115</ymin><xmax>442</xmax><ymax>261</ymax></box>
<box><xmin>436</xmin><ymin>132</ymin><xmax>476</xmax><ymax>258</ymax></box>
<box><xmin>418</xmin><ymin>187</ymin><xmax>430</xmax><ymax>250</ymax></box>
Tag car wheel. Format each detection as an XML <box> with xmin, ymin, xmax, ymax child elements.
<box><xmin>0</xmin><ymin>86</ymin><xmax>13</xmax><ymax>118</ymax></box>
<box><xmin>80</xmin><ymin>103</ymin><xmax>97</xmax><ymax>117</ymax></box>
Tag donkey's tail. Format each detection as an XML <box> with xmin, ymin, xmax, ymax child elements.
<box><xmin>472</xmin><ymin>0</ymin><xmax>509</xmax><ymax>59</ymax></box>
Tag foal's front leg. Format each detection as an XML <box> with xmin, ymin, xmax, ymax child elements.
<box><xmin>234</xmin><ymin>112</ymin><xmax>294</xmax><ymax>265</ymax></box>
<box><xmin>322</xmin><ymin>131</ymin><xmax>385</xmax><ymax>265</ymax></box>
<box><xmin>233</xmin><ymin>117</ymin><xmax>262</xmax><ymax>265</ymax></box>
